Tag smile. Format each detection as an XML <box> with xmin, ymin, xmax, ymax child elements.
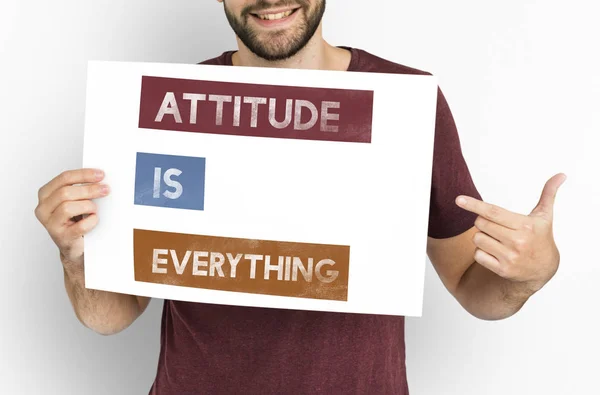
<box><xmin>251</xmin><ymin>8</ymin><xmax>300</xmax><ymax>21</ymax></box>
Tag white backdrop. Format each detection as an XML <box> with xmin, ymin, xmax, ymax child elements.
<box><xmin>1</xmin><ymin>1</ymin><xmax>598</xmax><ymax>394</ymax></box>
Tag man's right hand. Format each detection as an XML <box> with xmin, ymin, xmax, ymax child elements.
<box><xmin>34</xmin><ymin>168</ymin><xmax>150</xmax><ymax>335</ymax></box>
<box><xmin>34</xmin><ymin>168</ymin><xmax>110</xmax><ymax>267</ymax></box>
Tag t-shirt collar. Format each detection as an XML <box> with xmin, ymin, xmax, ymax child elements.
<box><xmin>223</xmin><ymin>46</ymin><xmax>360</xmax><ymax>72</ymax></box>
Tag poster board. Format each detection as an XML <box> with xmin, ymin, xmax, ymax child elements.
<box><xmin>82</xmin><ymin>60</ymin><xmax>438</xmax><ymax>317</ymax></box>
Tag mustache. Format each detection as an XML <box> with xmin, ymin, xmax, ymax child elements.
<box><xmin>242</xmin><ymin>0</ymin><xmax>309</xmax><ymax>16</ymax></box>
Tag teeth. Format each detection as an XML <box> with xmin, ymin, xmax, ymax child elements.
<box><xmin>258</xmin><ymin>10</ymin><xmax>293</xmax><ymax>20</ymax></box>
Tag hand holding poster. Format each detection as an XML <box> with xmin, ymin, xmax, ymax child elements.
<box><xmin>82</xmin><ymin>60</ymin><xmax>438</xmax><ymax>317</ymax></box>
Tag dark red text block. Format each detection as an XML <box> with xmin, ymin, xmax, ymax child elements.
<box><xmin>138</xmin><ymin>76</ymin><xmax>374</xmax><ymax>143</ymax></box>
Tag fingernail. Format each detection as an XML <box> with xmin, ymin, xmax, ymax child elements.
<box><xmin>100</xmin><ymin>184</ymin><xmax>110</xmax><ymax>195</ymax></box>
<box><xmin>457</xmin><ymin>197</ymin><xmax>467</xmax><ymax>206</ymax></box>
<box><xmin>95</xmin><ymin>170</ymin><xmax>105</xmax><ymax>179</ymax></box>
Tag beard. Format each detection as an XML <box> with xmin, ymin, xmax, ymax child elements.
<box><xmin>223</xmin><ymin>0</ymin><xmax>326</xmax><ymax>61</ymax></box>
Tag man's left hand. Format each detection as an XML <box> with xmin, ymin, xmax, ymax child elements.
<box><xmin>455</xmin><ymin>173</ymin><xmax>567</xmax><ymax>295</ymax></box>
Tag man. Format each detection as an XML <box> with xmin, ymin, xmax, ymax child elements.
<box><xmin>34</xmin><ymin>0</ymin><xmax>565</xmax><ymax>393</ymax></box>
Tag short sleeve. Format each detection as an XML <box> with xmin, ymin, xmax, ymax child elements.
<box><xmin>428</xmin><ymin>87</ymin><xmax>482</xmax><ymax>239</ymax></box>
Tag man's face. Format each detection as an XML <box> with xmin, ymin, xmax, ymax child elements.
<box><xmin>221</xmin><ymin>0</ymin><xmax>326</xmax><ymax>61</ymax></box>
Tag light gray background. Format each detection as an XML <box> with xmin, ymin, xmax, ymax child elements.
<box><xmin>1</xmin><ymin>0</ymin><xmax>598</xmax><ymax>394</ymax></box>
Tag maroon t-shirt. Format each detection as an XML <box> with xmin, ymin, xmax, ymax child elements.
<box><xmin>148</xmin><ymin>47</ymin><xmax>481</xmax><ymax>395</ymax></box>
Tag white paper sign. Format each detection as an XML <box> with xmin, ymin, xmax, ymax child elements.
<box><xmin>82</xmin><ymin>60</ymin><xmax>438</xmax><ymax>317</ymax></box>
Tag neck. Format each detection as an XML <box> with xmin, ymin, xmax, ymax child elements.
<box><xmin>231</xmin><ymin>25</ymin><xmax>351</xmax><ymax>71</ymax></box>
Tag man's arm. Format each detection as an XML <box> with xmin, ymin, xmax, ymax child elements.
<box><xmin>62</xmin><ymin>256</ymin><xmax>151</xmax><ymax>335</ymax></box>
<box><xmin>35</xmin><ymin>168</ymin><xmax>151</xmax><ymax>335</ymax></box>
<box><xmin>426</xmin><ymin>174</ymin><xmax>565</xmax><ymax>321</ymax></box>
<box><xmin>428</xmin><ymin>226</ymin><xmax>531</xmax><ymax>320</ymax></box>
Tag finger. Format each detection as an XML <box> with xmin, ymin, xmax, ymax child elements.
<box><xmin>474</xmin><ymin>216</ymin><xmax>513</xmax><ymax>245</ymax></box>
<box><xmin>38</xmin><ymin>168</ymin><xmax>105</xmax><ymax>202</ymax></box>
<box><xmin>472</xmin><ymin>231</ymin><xmax>513</xmax><ymax>263</ymax></box>
<box><xmin>36</xmin><ymin>183</ymin><xmax>109</xmax><ymax>224</ymax></box>
<box><xmin>46</xmin><ymin>200</ymin><xmax>98</xmax><ymax>231</ymax></box>
<box><xmin>456</xmin><ymin>196</ymin><xmax>525</xmax><ymax>230</ymax></box>
<box><xmin>530</xmin><ymin>173</ymin><xmax>567</xmax><ymax>219</ymax></box>
<box><xmin>64</xmin><ymin>213</ymin><xmax>99</xmax><ymax>240</ymax></box>
<box><xmin>473</xmin><ymin>248</ymin><xmax>503</xmax><ymax>275</ymax></box>
<box><xmin>59</xmin><ymin>214</ymin><xmax>99</xmax><ymax>260</ymax></box>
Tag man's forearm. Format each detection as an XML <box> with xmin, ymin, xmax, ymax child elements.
<box><xmin>454</xmin><ymin>262</ymin><xmax>536</xmax><ymax>321</ymax></box>
<box><xmin>62</xmin><ymin>260</ymin><xmax>144</xmax><ymax>335</ymax></box>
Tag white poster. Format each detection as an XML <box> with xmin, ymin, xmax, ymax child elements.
<box><xmin>82</xmin><ymin>60</ymin><xmax>438</xmax><ymax>317</ymax></box>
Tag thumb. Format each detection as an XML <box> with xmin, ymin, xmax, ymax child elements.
<box><xmin>530</xmin><ymin>173</ymin><xmax>567</xmax><ymax>219</ymax></box>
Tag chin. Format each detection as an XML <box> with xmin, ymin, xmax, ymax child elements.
<box><xmin>245</xmin><ymin>33</ymin><xmax>308</xmax><ymax>61</ymax></box>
